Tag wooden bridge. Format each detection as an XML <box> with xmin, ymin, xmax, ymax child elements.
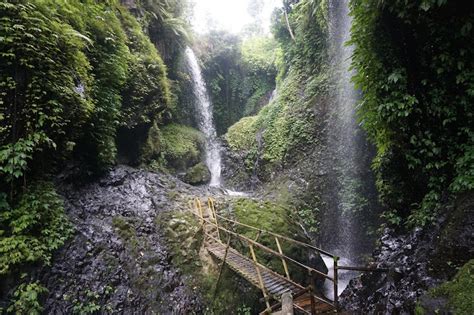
<box><xmin>189</xmin><ymin>197</ymin><xmax>358</xmax><ymax>314</ymax></box>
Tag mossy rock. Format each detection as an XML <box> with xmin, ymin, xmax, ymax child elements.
<box><xmin>226</xmin><ymin>116</ymin><xmax>259</xmax><ymax>153</ymax></box>
<box><xmin>183</xmin><ymin>162</ymin><xmax>211</xmax><ymax>185</ymax></box>
<box><xmin>221</xmin><ymin>198</ymin><xmax>327</xmax><ymax>287</ymax></box>
<box><xmin>418</xmin><ymin>259</ymin><xmax>474</xmax><ymax>315</ymax></box>
<box><xmin>160</xmin><ymin>124</ymin><xmax>205</xmax><ymax>171</ymax></box>
<box><xmin>157</xmin><ymin>210</ymin><xmax>263</xmax><ymax>313</ymax></box>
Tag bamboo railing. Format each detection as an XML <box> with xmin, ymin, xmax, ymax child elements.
<box><xmin>189</xmin><ymin>197</ymin><xmax>388</xmax><ymax>314</ymax></box>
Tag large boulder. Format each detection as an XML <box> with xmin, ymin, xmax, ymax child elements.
<box><xmin>183</xmin><ymin>163</ymin><xmax>211</xmax><ymax>185</ymax></box>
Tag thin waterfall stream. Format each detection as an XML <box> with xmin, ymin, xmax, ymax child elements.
<box><xmin>185</xmin><ymin>47</ymin><xmax>222</xmax><ymax>187</ymax></box>
<box><xmin>323</xmin><ymin>0</ymin><xmax>367</xmax><ymax>298</ymax></box>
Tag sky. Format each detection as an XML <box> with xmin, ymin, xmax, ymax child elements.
<box><xmin>190</xmin><ymin>0</ymin><xmax>282</xmax><ymax>34</ymax></box>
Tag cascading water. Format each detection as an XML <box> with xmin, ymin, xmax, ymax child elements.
<box><xmin>322</xmin><ymin>0</ymin><xmax>380</xmax><ymax>298</ymax></box>
<box><xmin>330</xmin><ymin>0</ymin><xmax>358</xmax><ymax>261</ymax></box>
<box><xmin>185</xmin><ymin>47</ymin><xmax>222</xmax><ymax>187</ymax></box>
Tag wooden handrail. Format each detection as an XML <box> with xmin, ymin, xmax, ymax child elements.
<box><xmin>191</xmin><ymin>197</ymin><xmax>392</xmax><ymax>313</ymax></box>
<box><xmin>191</xmin><ymin>200</ymin><xmax>340</xmax><ymax>312</ymax></box>
<box><xmin>204</xmin><ymin>231</ymin><xmax>307</xmax><ymax>293</ymax></box>
<box><xmin>214</xmin><ymin>212</ymin><xmax>336</xmax><ymax>258</ymax></box>
<box><xmin>275</xmin><ymin>236</ymin><xmax>291</xmax><ymax>280</ymax></box>
<box><xmin>197</xmin><ymin>213</ymin><xmax>333</xmax><ymax>281</ymax></box>
<box><xmin>249</xmin><ymin>242</ymin><xmax>272</xmax><ymax>311</ymax></box>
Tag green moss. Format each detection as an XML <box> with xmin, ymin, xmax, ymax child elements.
<box><xmin>112</xmin><ymin>216</ymin><xmax>138</xmax><ymax>253</ymax></box>
<box><xmin>225</xmin><ymin>69</ymin><xmax>327</xmax><ymax>176</ymax></box>
<box><xmin>157</xmin><ymin>210</ymin><xmax>262</xmax><ymax>313</ymax></box>
<box><xmin>184</xmin><ymin>162</ymin><xmax>211</xmax><ymax>185</ymax></box>
<box><xmin>226</xmin><ymin>116</ymin><xmax>259</xmax><ymax>152</ymax></box>
<box><xmin>160</xmin><ymin>124</ymin><xmax>205</xmax><ymax>171</ymax></box>
<box><xmin>141</xmin><ymin>121</ymin><xmax>162</xmax><ymax>162</ymax></box>
<box><xmin>224</xmin><ymin>198</ymin><xmax>305</xmax><ymax>280</ymax></box>
<box><xmin>231</xmin><ymin>198</ymin><xmax>292</xmax><ymax>236</ymax></box>
<box><xmin>157</xmin><ymin>211</ymin><xmax>203</xmax><ymax>274</ymax></box>
<box><xmin>430</xmin><ymin>259</ymin><xmax>474</xmax><ymax>315</ymax></box>
<box><xmin>414</xmin><ymin>303</ymin><xmax>426</xmax><ymax>315</ymax></box>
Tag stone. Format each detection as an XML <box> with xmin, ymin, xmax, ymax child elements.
<box><xmin>183</xmin><ymin>162</ymin><xmax>211</xmax><ymax>185</ymax></box>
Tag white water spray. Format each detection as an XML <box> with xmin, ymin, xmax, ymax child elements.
<box><xmin>323</xmin><ymin>0</ymin><xmax>362</xmax><ymax>297</ymax></box>
<box><xmin>185</xmin><ymin>47</ymin><xmax>222</xmax><ymax>187</ymax></box>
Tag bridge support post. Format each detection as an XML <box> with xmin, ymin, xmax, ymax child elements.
<box><xmin>213</xmin><ymin>236</ymin><xmax>231</xmax><ymax>299</ymax></box>
<box><xmin>274</xmin><ymin>237</ymin><xmax>291</xmax><ymax>280</ymax></box>
<box><xmin>308</xmin><ymin>270</ymin><xmax>317</xmax><ymax>315</ymax></box>
<box><xmin>194</xmin><ymin>198</ymin><xmax>204</xmax><ymax>226</ymax></box>
<box><xmin>281</xmin><ymin>292</ymin><xmax>293</xmax><ymax>315</ymax></box>
<box><xmin>333</xmin><ymin>256</ymin><xmax>339</xmax><ymax>310</ymax></box>
<box><xmin>249</xmin><ymin>242</ymin><xmax>271</xmax><ymax>312</ymax></box>
<box><xmin>208</xmin><ymin>197</ymin><xmax>221</xmax><ymax>241</ymax></box>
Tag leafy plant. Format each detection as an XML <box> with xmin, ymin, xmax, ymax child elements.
<box><xmin>0</xmin><ymin>182</ymin><xmax>73</xmax><ymax>275</ymax></box>
<box><xmin>349</xmin><ymin>0</ymin><xmax>474</xmax><ymax>226</ymax></box>
<box><xmin>7</xmin><ymin>281</ymin><xmax>48</xmax><ymax>315</ymax></box>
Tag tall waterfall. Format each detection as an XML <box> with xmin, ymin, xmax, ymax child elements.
<box><xmin>329</xmin><ymin>0</ymin><xmax>359</xmax><ymax>260</ymax></box>
<box><xmin>185</xmin><ymin>47</ymin><xmax>222</xmax><ymax>187</ymax></box>
<box><xmin>322</xmin><ymin>0</ymin><xmax>380</xmax><ymax>297</ymax></box>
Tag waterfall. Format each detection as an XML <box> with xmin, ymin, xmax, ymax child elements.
<box><xmin>322</xmin><ymin>0</ymin><xmax>380</xmax><ymax>298</ymax></box>
<box><xmin>185</xmin><ymin>47</ymin><xmax>222</xmax><ymax>187</ymax></box>
<box><xmin>329</xmin><ymin>0</ymin><xmax>358</xmax><ymax>261</ymax></box>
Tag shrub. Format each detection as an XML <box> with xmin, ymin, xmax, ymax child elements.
<box><xmin>0</xmin><ymin>182</ymin><xmax>72</xmax><ymax>275</ymax></box>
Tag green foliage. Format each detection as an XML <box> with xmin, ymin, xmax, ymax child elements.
<box><xmin>0</xmin><ymin>182</ymin><xmax>72</xmax><ymax>275</ymax></box>
<box><xmin>226</xmin><ymin>116</ymin><xmax>258</xmax><ymax>154</ymax></box>
<box><xmin>1</xmin><ymin>0</ymin><xmax>175</xmax><ymax>177</ymax></box>
<box><xmin>297</xmin><ymin>207</ymin><xmax>320</xmax><ymax>233</ymax></box>
<box><xmin>225</xmin><ymin>198</ymin><xmax>305</xmax><ymax>278</ymax></box>
<box><xmin>200</xmin><ymin>32</ymin><xmax>277</xmax><ymax>135</ymax></box>
<box><xmin>72</xmin><ymin>1</ymin><xmax>130</xmax><ymax>171</ymax></box>
<box><xmin>414</xmin><ymin>303</ymin><xmax>426</xmax><ymax>315</ymax></box>
<box><xmin>160</xmin><ymin>124</ymin><xmax>204</xmax><ymax>171</ymax></box>
<box><xmin>71</xmin><ymin>288</ymin><xmax>113</xmax><ymax>315</ymax></box>
<box><xmin>430</xmin><ymin>259</ymin><xmax>474</xmax><ymax>315</ymax></box>
<box><xmin>224</xmin><ymin>0</ymin><xmax>330</xmax><ymax>178</ymax></box>
<box><xmin>140</xmin><ymin>0</ymin><xmax>191</xmax><ymax>65</ymax></box>
<box><xmin>226</xmin><ymin>69</ymin><xmax>328</xmax><ymax>172</ymax></box>
<box><xmin>271</xmin><ymin>0</ymin><xmax>329</xmax><ymax>78</ymax></box>
<box><xmin>0</xmin><ymin>0</ymin><xmax>186</xmax><ymax>311</ymax></box>
<box><xmin>119</xmin><ymin>7</ymin><xmax>171</xmax><ymax>129</ymax></box>
<box><xmin>349</xmin><ymin>0</ymin><xmax>474</xmax><ymax>226</ymax></box>
<box><xmin>7</xmin><ymin>281</ymin><xmax>48</xmax><ymax>315</ymax></box>
<box><xmin>0</xmin><ymin>1</ymin><xmax>93</xmax><ymax>185</ymax></box>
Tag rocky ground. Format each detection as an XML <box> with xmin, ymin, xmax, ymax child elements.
<box><xmin>41</xmin><ymin>166</ymin><xmax>207</xmax><ymax>314</ymax></box>
<box><xmin>340</xmin><ymin>192</ymin><xmax>474</xmax><ymax>314</ymax></box>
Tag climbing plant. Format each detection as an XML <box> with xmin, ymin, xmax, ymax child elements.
<box><xmin>0</xmin><ymin>1</ymin><xmax>182</xmax><ymax>310</ymax></box>
<box><xmin>349</xmin><ymin>0</ymin><xmax>474</xmax><ymax>226</ymax></box>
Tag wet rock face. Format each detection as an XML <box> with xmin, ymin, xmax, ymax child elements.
<box><xmin>340</xmin><ymin>192</ymin><xmax>474</xmax><ymax>314</ymax></box>
<box><xmin>42</xmin><ymin>166</ymin><xmax>204</xmax><ymax>314</ymax></box>
<box><xmin>220</xmin><ymin>140</ymin><xmax>255</xmax><ymax>191</ymax></box>
<box><xmin>339</xmin><ymin>227</ymin><xmax>443</xmax><ymax>314</ymax></box>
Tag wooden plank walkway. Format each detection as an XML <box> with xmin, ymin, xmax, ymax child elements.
<box><xmin>207</xmin><ymin>241</ymin><xmax>336</xmax><ymax>314</ymax></box>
